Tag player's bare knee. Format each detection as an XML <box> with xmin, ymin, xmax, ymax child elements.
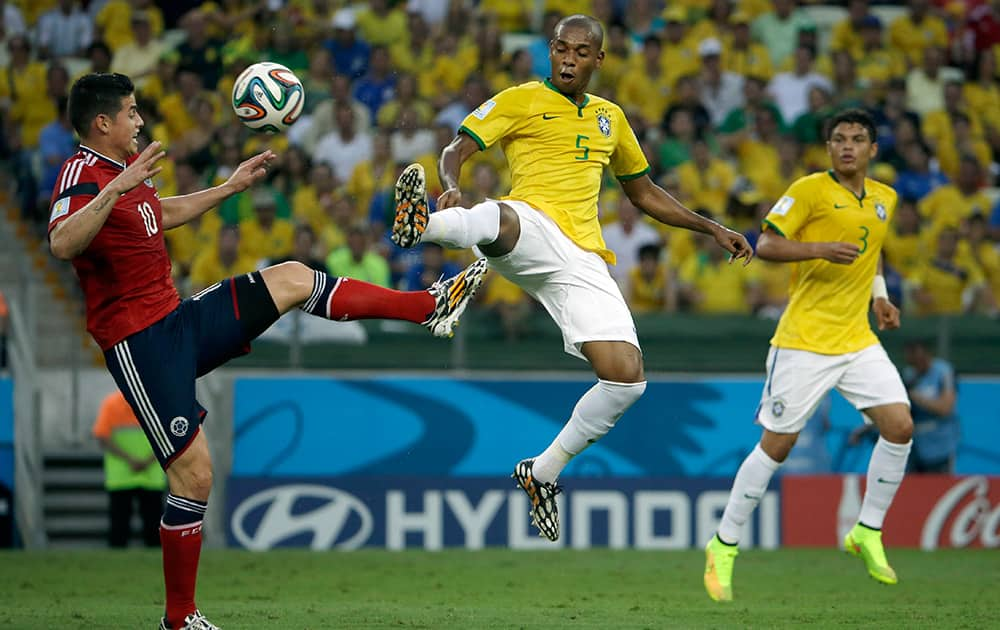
<box><xmin>261</xmin><ymin>261</ymin><xmax>314</xmax><ymax>310</ymax></box>
<box><xmin>168</xmin><ymin>462</ymin><xmax>214</xmax><ymax>501</ymax></box>
<box><xmin>882</xmin><ymin>413</ymin><xmax>913</xmax><ymax>444</ymax></box>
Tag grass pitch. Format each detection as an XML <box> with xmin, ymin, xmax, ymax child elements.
<box><xmin>1</xmin><ymin>548</ymin><xmax>997</xmax><ymax>629</ymax></box>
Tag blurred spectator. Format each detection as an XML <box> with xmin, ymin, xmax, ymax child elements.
<box><xmin>0</xmin><ymin>1</ymin><xmax>26</xmax><ymax>44</ymax></box>
<box><xmin>356</xmin><ymin>0</ymin><xmax>407</xmax><ymax>47</ymax></box>
<box><xmin>37</xmin><ymin>0</ymin><xmax>93</xmax><ymax>59</ymax></box>
<box><xmin>492</xmin><ymin>48</ymin><xmax>538</xmax><ymax>92</ymax></box>
<box><xmin>768</xmin><ymin>45</ymin><xmax>832</xmax><ymax>125</ymax></box>
<box><xmin>909</xmin><ymin>228</ymin><xmax>989</xmax><ymax>315</ymax></box>
<box><xmin>265</xmin><ymin>19</ymin><xmax>308</xmax><ymax>75</ymax></box>
<box><xmin>627</xmin><ymin>243</ymin><xmax>676</xmax><ymax>314</ymax></box>
<box><xmin>420</xmin><ymin>33</ymin><xmax>477</xmax><ymax>107</ymax></box>
<box><xmin>603</xmin><ymin>197</ymin><xmax>662</xmax><ymax>286</ymax></box>
<box><xmin>918</xmin><ymin>156</ymin><xmax>992</xmax><ymax>237</ymax></box>
<box><xmin>176</xmin><ymin>8</ymin><xmax>224</xmax><ymax>90</ymax></box>
<box><xmin>326</xmin><ymin>8</ymin><xmax>370</xmax><ymax>79</ymax></box>
<box><xmin>829</xmin><ymin>0</ymin><xmax>871</xmax><ymax>60</ymax></box>
<box><xmin>829</xmin><ymin>50</ymin><xmax>864</xmax><ymax>109</ymax></box>
<box><xmin>390</xmin><ymin>9</ymin><xmax>430</xmax><ymax>76</ymax></box>
<box><xmin>160</xmin><ymin>69</ymin><xmax>205</xmax><ymax>143</ymax></box>
<box><xmin>401</xmin><ymin>243</ymin><xmax>460</xmax><ymax>291</ymax></box>
<box><xmin>751</xmin><ymin>0</ymin><xmax>815</xmax><ymax>66</ymax></box>
<box><xmin>662</xmin><ymin>74</ymin><xmax>712</xmax><ymax>137</ymax></box>
<box><xmin>902</xmin><ymin>338</ymin><xmax>960</xmax><ymax>473</ymax></box>
<box><xmin>888</xmin><ymin>0</ymin><xmax>949</xmax><ymax>67</ymax></box>
<box><xmin>92</xmin><ymin>390</ymin><xmax>166</xmax><ymax>549</ymax></box>
<box><xmin>624</xmin><ymin>0</ymin><xmax>664</xmax><ymax>47</ymax></box>
<box><xmin>894</xmin><ymin>142</ymin><xmax>947</xmax><ymax>202</ymax></box>
<box><xmin>480</xmin><ymin>273</ymin><xmax>532</xmax><ymax>342</ymax></box>
<box><xmin>354</xmin><ymin>45</ymin><xmax>397</xmax><ymax>122</ymax></box>
<box><xmin>922</xmin><ymin>81</ymin><xmax>983</xmax><ymax>155</ymax></box>
<box><xmin>619</xmin><ymin>35</ymin><xmax>673</xmax><ymax>128</ymax></box>
<box><xmin>348</xmin><ymin>130</ymin><xmax>395</xmax><ymax>222</ymax></box>
<box><xmin>676</xmin><ymin>137</ymin><xmax>737</xmax><ymax>218</ymax></box>
<box><xmin>189</xmin><ymin>224</ymin><xmax>257</xmax><ymax>294</ymax></box>
<box><xmin>377</xmin><ymin>73</ymin><xmax>432</xmax><ymax>130</ymax></box>
<box><xmin>883</xmin><ymin>199</ymin><xmax>926</xmax><ymax>280</ymax></box>
<box><xmin>528</xmin><ymin>11</ymin><xmax>563</xmax><ymax>79</ymax></box>
<box><xmin>905</xmin><ymin>46</ymin><xmax>964</xmax><ymax>117</ymax></box>
<box><xmin>318</xmin><ymin>196</ymin><xmax>356</xmax><ymax>256</ymax></box>
<box><xmin>292</xmin><ymin>161</ymin><xmax>336</xmax><ymax>233</ymax></box>
<box><xmin>95</xmin><ymin>0</ymin><xmax>163</xmax><ymax>52</ymax></box>
<box><xmin>314</xmin><ymin>101</ymin><xmax>374</xmax><ymax>183</ymax></box>
<box><xmin>164</xmin><ymin>161</ymin><xmax>221</xmax><ymax>281</ymax></box>
<box><xmin>935</xmin><ymin>113</ymin><xmax>992</xmax><ymax>181</ymax></box>
<box><xmin>390</xmin><ymin>105</ymin><xmax>434</xmax><ymax>163</ymax></box>
<box><xmin>300</xmin><ymin>49</ymin><xmax>334</xmax><ymax>116</ymax></box>
<box><xmin>659</xmin><ymin>7</ymin><xmax>699</xmax><ymax>87</ymax></box>
<box><xmin>758</xmin><ymin>136</ymin><xmax>807</xmax><ymax>203</ymax></box>
<box><xmin>963</xmin><ymin>53</ymin><xmax>1000</xmax><ymax>141</ymax></box>
<box><xmin>855</xmin><ymin>15</ymin><xmax>906</xmax><ymax>88</ymax></box>
<box><xmin>37</xmin><ymin>96</ymin><xmax>76</xmax><ymax>204</ymax></box>
<box><xmin>326</xmin><ymin>223</ymin><xmax>391</xmax><ymax>288</ymax></box>
<box><xmin>272</xmin><ymin>224</ymin><xmax>328</xmax><ymax>273</ymax></box>
<box><xmin>962</xmin><ymin>214</ymin><xmax>1000</xmax><ymax>311</ymax></box>
<box><xmin>0</xmin><ymin>36</ymin><xmax>48</xmax><ymax>147</ymax></box>
<box><xmin>698</xmin><ymin>38</ymin><xmax>744</xmax><ymax>126</ymax></box>
<box><xmin>83</xmin><ymin>41</ymin><xmax>113</xmax><ymax>77</ymax></box>
<box><xmin>718</xmin><ymin>75</ymin><xmax>783</xmax><ymax>136</ymax></box>
<box><xmin>436</xmin><ymin>76</ymin><xmax>490</xmax><ymax>133</ymax></box>
<box><xmin>240</xmin><ymin>188</ymin><xmax>295</xmax><ymax>263</ymax></box>
<box><xmin>678</xmin><ymin>216</ymin><xmax>763</xmax><ymax>314</ymax></box>
<box><xmin>465</xmin><ymin>161</ymin><xmax>503</xmax><ymax>207</ymax></box>
<box><xmin>723</xmin><ymin>11</ymin><xmax>774</xmax><ymax>81</ymax></box>
<box><xmin>733</xmin><ymin>105</ymin><xmax>783</xmax><ymax>196</ymax></box>
<box><xmin>658</xmin><ymin>107</ymin><xmax>699</xmax><ymax>171</ymax></box>
<box><xmin>292</xmin><ymin>73</ymin><xmax>371</xmax><ymax>155</ymax></box>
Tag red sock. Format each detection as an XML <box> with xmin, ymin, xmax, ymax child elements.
<box><xmin>160</xmin><ymin>521</ymin><xmax>203</xmax><ymax>628</ymax></box>
<box><xmin>327</xmin><ymin>277</ymin><xmax>434</xmax><ymax>323</ymax></box>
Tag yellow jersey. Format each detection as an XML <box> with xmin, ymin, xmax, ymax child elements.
<box><xmin>459</xmin><ymin>80</ymin><xmax>650</xmax><ymax>264</ymax></box>
<box><xmin>764</xmin><ymin>171</ymin><xmax>898</xmax><ymax>355</ymax></box>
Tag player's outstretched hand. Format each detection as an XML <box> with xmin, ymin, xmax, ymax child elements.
<box><xmin>873</xmin><ymin>296</ymin><xmax>900</xmax><ymax>330</ymax></box>
<box><xmin>226</xmin><ymin>150</ymin><xmax>277</xmax><ymax>193</ymax></box>
<box><xmin>713</xmin><ymin>225</ymin><xmax>754</xmax><ymax>265</ymax></box>
<box><xmin>111</xmin><ymin>140</ymin><xmax>165</xmax><ymax>194</ymax></box>
<box><xmin>816</xmin><ymin>241</ymin><xmax>861</xmax><ymax>264</ymax></box>
<box><xmin>437</xmin><ymin>187</ymin><xmax>462</xmax><ymax>210</ymax></box>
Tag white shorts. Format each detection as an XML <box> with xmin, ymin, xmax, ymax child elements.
<box><xmin>477</xmin><ymin>200</ymin><xmax>640</xmax><ymax>360</ymax></box>
<box><xmin>756</xmin><ymin>343</ymin><xmax>909</xmax><ymax>434</ymax></box>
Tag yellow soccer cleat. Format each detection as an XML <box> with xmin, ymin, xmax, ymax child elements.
<box><xmin>845</xmin><ymin>523</ymin><xmax>898</xmax><ymax>585</ymax></box>
<box><xmin>704</xmin><ymin>535</ymin><xmax>739</xmax><ymax>602</ymax></box>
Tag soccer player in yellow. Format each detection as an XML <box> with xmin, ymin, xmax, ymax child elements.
<box><xmin>392</xmin><ymin>14</ymin><xmax>753</xmax><ymax>542</ymax></box>
<box><xmin>704</xmin><ymin>109</ymin><xmax>914</xmax><ymax>602</ymax></box>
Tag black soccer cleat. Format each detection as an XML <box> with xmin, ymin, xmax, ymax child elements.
<box><xmin>392</xmin><ymin>163</ymin><xmax>430</xmax><ymax>248</ymax></box>
<box><xmin>512</xmin><ymin>458</ymin><xmax>563</xmax><ymax>541</ymax></box>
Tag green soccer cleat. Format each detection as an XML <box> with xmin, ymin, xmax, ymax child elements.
<box><xmin>844</xmin><ymin>523</ymin><xmax>898</xmax><ymax>585</ymax></box>
<box><xmin>704</xmin><ymin>534</ymin><xmax>739</xmax><ymax>602</ymax></box>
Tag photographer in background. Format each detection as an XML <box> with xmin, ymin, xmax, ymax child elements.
<box><xmin>902</xmin><ymin>338</ymin><xmax>960</xmax><ymax>473</ymax></box>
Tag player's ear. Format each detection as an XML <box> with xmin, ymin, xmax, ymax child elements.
<box><xmin>869</xmin><ymin>141</ymin><xmax>878</xmax><ymax>159</ymax></box>
<box><xmin>595</xmin><ymin>49</ymin><xmax>605</xmax><ymax>69</ymax></box>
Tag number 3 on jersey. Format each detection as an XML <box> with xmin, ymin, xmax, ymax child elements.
<box><xmin>857</xmin><ymin>225</ymin><xmax>869</xmax><ymax>254</ymax></box>
<box><xmin>138</xmin><ymin>201</ymin><xmax>158</xmax><ymax>236</ymax></box>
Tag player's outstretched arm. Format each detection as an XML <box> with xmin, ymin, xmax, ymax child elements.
<box><xmin>757</xmin><ymin>229</ymin><xmax>860</xmax><ymax>264</ymax></box>
<box><xmin>50</xmin><ymin>141</ymin><xmax>166</xmax><ymax>260</ymax></box>
<box><xmin>621</xmin><ymin>174</ymin><xmax>753</xmax><ymax>264</ymax></box>
<box><xmin>436</xmin><ymin>133</ymin><xmax>480</xmax><ymax>209</ymax></box>
<box><xmin>160</xmin><ymin>150</ymin><xmax>275</xmax><ymax>230</ymax></box>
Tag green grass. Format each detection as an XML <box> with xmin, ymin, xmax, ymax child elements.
<box><xmin>1</xmin><ymin>549</ymin><xmax>997</xmax><ymax>628</ymax></box>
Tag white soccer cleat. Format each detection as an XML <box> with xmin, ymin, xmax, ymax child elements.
<box><xmin>158</xmin><ymin>610</ymin><xmax>220</xmax><ymax>630</ymax></box>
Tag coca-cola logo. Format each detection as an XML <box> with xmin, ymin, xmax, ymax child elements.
<box><xmin>919</xmin><ymin>476</ymin><xmax>1000</xmax><ymax>550</ymax></box>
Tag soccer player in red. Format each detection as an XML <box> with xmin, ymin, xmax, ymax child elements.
<box><xmin>48</xmin><ymin>73</ymin><xmax>487</xmax><ymax>630</ymax></box>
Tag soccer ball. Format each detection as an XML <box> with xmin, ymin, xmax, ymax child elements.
<box><xmin>231</xmin><ymin>62</ymin><xmax>305</xmax><ymax>133</ymax></box>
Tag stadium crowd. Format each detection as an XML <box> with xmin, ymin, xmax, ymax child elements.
<box><xmin>2</xmin><ymin>0</ymin><xmax>1000</xmax><ymax>336</ymax></box>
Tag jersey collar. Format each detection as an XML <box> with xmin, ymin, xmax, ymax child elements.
<box><xmin>80</xmin><ymin>144</ymin><xmax>126</xmax><ymax>170</ymax></box>
<box><xmin>543</xmin><ymin>78</ymin><xmax>590</xmax><ymax>116</ymax></box>
<box><xmin>827</xmin><ymin>169</ymin><xmax>866</xmax><ymax>204</ymax></box>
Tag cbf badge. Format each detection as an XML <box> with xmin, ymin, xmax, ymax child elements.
<box><xmin>875</xmin><ymin>202</ymin><xmax>887</xmax><ymax>221</ymax></box>
<box><xmin>596</xmin><ymin>107</ymin><xmax>611</xmax><ymax>137</ymax></box>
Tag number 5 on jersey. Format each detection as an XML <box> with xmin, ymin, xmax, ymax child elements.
<box><xmin>138</xmin><ymin>201</ymin><xmax>158</xmax><ymax>236</ymax></box>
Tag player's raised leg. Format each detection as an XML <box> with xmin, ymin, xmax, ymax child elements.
<box><xmin>260</xmin><ymin>258</ymin><xmax>487</xmax><ymax>338</ymax></box>
<box><xmin>392</xmin><ymin>162</ymin><xmax>520</xmax><ymax>256</ymax></box>
<box><xmin>844</xmin><ymin>402</ymin><xmax>912</xmax><ymax>585</ymax></box>
<box><xmin>514</xmin><ymin>340</ymin><xmax>646</xmax><ymax>541</ymax></box>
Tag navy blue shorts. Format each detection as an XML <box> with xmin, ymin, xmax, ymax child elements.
<box><xmin>104</xmin><ymin>272</ymin><xmax>278</xmax><ymax>468</ymax></box>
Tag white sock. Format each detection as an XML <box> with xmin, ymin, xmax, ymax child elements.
<box><xmin>532</xmin><ymin>379</ymin><xmax>646</xmax><ymax>483</ymax></box>
<box><xmin>717</xmin><ymin>443</ymin><xmax>781</xmax><ymax>545</ymax></box>
<box><xmin>423</xmin><ymin>200</ymin><xmax>500</xmax><ymax>249</ymax></box>
<box><xmin>858</xmin><ymin>437</ymin><xmax>911</xmax><ymax>529</ymax></box>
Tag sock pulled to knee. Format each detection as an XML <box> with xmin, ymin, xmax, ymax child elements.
<box><xmin>161</xmin><ymin>494</ymin><xmax>207</xmax><ymax>628</ymax></box>
<box><xmin>423</xmin><ymin>201</ymin><xmax>501</xmax><ymax>249</ymax></box>
<box><xmin>859</xmin><ymin>436</ymin><xmax>911</xmax><ymax>530</ymax></box>
<box><xmin>717</xmin><ymin>443</ymin><xmax>781</xmax><ymax>545</ymax></box>
<box><xmin>532</xmin><ymin>379</ymin><xmax>646</xmax><ymax>483</ymax></box>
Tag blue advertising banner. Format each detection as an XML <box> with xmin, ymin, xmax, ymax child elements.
<box><xmin>232</xmin><ymin>376</ymin><xmax>1000</xmax><ymax>478</ymax></box>
<box><xmin>0</xmin><ymin>377</ymin><xmax>12</xmax><ymax>489</ymax></box>
<box><xmin>225</xmin><ymin>476</ymin><xmax>779</xmax><ymax>550</ymax></box>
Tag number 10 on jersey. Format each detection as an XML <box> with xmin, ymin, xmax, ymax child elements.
<box><xmin>138</xmin><ymin>201</ymin><xmax>158</xmax><ymax>236</ymax></box>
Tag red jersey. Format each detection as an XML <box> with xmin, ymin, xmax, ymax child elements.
<box><xmin>48</xmin><ymin>145</ymin><xmax>180</xmax><ymax>350</ymax></box>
